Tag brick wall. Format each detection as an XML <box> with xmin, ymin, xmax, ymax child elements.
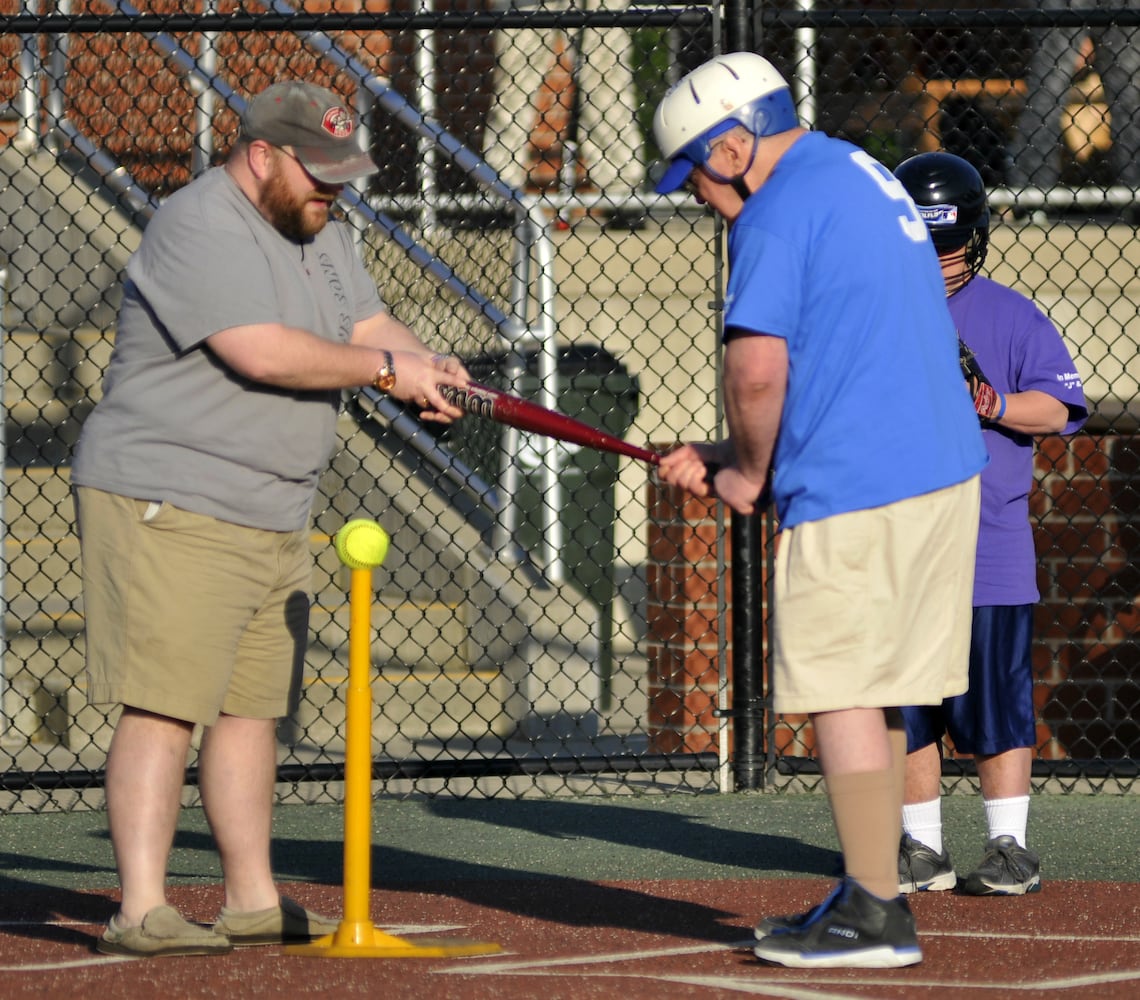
<box><xmin>1</xmin><ymin>0</ymin><xmax>498</xmax><ymax>196</ymax></box>
<box><xmin>1036</xmin><ymin>433</ymin><xmax>1140</xmax><ymax>760</ymax></box>
<box><xmin>645</xmin><ymin>478</ymin><xmax>723</xmax><ymax>754</ymax></box>
<box><xmin>59</xmin><ymin>1</ymin><xmax>400</xmax><ymax>194</ymax></box>
<box><xmin>646</xmin><ymin>434</ymin><xmax>1140</xmax><ymax>764</ymax></box>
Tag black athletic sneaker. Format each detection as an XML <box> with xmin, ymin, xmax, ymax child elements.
<box><xmin>958</xmin><ymin>835</ymin><xmax>1041</xmax><ymax>896</ymax></box>
<box><xmin>753</xmin><ymin>878</ymin><xmax>922</xmax><ymax>969</ymax></box>
<box><xmin>754</xmin><ymin>884</ymin><xmax>839</xmax><ymax>939</ymax></box>
<box><xmin>898</xmin><ymin>832</ymin><xmax>957</xmax><ymax>894</ymax></box>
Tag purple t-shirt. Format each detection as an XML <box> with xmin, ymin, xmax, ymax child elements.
<box><xmin>949</xmin><ymin>276</ymin><xmax>1087</xmax><ymax>605</ymax></box>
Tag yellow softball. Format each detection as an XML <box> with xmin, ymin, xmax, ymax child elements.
<box><xmin>334</xmin><ymin>519</ymin><xmax>390</xmax><ymax>570</ymax></box>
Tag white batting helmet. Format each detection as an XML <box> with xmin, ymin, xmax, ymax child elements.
<box><xmin>652</xmin><ymin>52</ymin><xmax>798</xmax><ymax>194</ymax></box>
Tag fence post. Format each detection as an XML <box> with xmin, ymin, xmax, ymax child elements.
<box><xmin>16</xmin><ymin>0</ymin><xmax>40</xmax><ymax>150</ymax></box>
<box><xmin>0</xmin><ymin>267</ymin><xmax>7</xmax><ymax>738</ymax></box>
<box><xmin>724</xmin><ymin>0</ymin><xmax>750</xmax><ymax>55</ymax></box>
<box><xmin>729</xmin><ymin>508</ymin><xmax>766</xmax><ymax>790</ymax></box>
<box><xmin>722</xmin><ymin>0</ymin><xmax>767</xmax><ymax>790</ymax></box>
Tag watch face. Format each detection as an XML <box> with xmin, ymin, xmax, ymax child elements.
<box><xmin>374</xmin><ymin>352</ymin><xmax>395</xmax><ymax>391</ymax></box>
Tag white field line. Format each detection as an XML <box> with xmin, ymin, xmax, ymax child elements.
<box><xmin>439</xmin><ymin>940</ymin><xmax>741</xmax><ymax>974</ymax></box>
<box><xmin>439</xmin><ymin>930</ymin><xmax>1140</xmax><ymax>996</ymax></box>
<box><xmin>645</xmin><ymin>969</ymin><xmax>1140</xmax><ymax>996</ymax></box>
<box><xmin>1</xmin><ymin>956</ymin><xmax>135</xmax><ymax>972</ymax></box>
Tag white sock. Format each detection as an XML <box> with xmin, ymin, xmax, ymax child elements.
<box><xmin>984</xmin><ymin>795</ymin><xmax>1030</xmax><ymax>848</ymax></box>
<box><xmin>901</xmin><ymin>798</ymin><xmax>943</xmax><ymax>855</ymax></box>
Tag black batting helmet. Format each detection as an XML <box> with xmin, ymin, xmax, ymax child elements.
<box><xmin>894</xmin><ymin>152</ymin><xmax>990</xmax><ymax>283</ymax></box>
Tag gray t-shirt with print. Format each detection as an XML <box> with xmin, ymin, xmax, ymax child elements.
<box><xmin>72</xmin><ymin>166</ymin><xmax>384</xmax><ymax>531</ymax></box>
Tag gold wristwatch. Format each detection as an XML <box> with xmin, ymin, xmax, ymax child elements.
<box><xmin>371</xmin><ymin>350</ymin><xmax>396</xmax><ymax>392</ymax></box>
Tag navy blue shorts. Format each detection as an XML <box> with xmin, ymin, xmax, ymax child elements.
<box><xmin>901</xmin><ymin>604</ymin><xmax>1036</xmax><ymax>756</ymax></box>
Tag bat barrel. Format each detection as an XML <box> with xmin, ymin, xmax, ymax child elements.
<box><xmin>439</xmin><ymin>382</ymin><xmax>659</xmax><ymax>466</ymax></box>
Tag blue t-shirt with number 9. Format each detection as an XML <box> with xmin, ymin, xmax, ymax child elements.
<box><xmin>724</xmin><ymin>131</ymin><xmax>987</xmax><ymax>529</ymax></box>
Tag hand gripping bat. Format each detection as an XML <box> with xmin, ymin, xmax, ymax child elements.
<box><xmin>438</xmin><ymin>381</ymin><xmax>661</xmax><ymax>465</ymax></box>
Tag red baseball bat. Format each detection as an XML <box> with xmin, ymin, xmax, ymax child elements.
<box><xmin>438</xmin><ymin>381</ymin><xmax>660</xmax><ymax>466</ymax></box>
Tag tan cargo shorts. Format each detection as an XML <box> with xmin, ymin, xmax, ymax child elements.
<box><xmin>771</xmin><ymin>475</ymin><xmax>981</xmax><ymax>715</ymax></box>
<box><xmin>75</xmin><ymin>486</ymin><xmax>311</xmax><ymax>726</ymax></box>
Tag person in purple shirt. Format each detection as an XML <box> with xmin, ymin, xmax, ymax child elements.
<box><xmin>894</xmin><ymin>152</ymin><xmax>1088</xmax><ymax>897</ymax></box>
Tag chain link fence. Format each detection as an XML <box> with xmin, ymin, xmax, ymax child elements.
<box><xmin>0</xmin><ymin>2</ymin><xmax>1137</xmax><ymax>812</ymax></box>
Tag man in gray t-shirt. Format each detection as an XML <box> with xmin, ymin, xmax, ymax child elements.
<box><xmin>73</xmin><ymin>81</ymin><xmax>470</xmax><ymax>959</ymax></box>
<box><xmin>74</xmin><ymin>166</ymin><xmax>383</xmax><ymax>529</ymax></box>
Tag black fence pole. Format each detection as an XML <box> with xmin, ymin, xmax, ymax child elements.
<box><xmin>722</xmin><ymin>1</ymin><xmax>765</xmax><ymax>791</ymax></box>
<box><xmin>724</xmin><ymin>0</ymin><xmax>751</xmax><ymax>54</ymax></box>
<box><xmin>729</xmin><ymin>508</ymin><xmax>766</xmax><ymax>790</ymax></box>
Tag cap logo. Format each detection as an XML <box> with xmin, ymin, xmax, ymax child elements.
<box><xmin>321</xmin><ymin>106</ymin><xmax>354</xmax><ymax>139</ymax></box>
<box><xmin>919</xmin><ymin>203</ymin><xmax>959</xmax><ymax>226</ymax></box>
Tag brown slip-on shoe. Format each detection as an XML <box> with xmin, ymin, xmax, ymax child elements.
<box><xmin>212</xmin><ymin>895</ymin><xmax>339</xmax><ymax>946</ymax></box>
<box><xmin>97</xmin><ymin>905</ymin><xmax>233</xmax><ymax>958</ymax></box>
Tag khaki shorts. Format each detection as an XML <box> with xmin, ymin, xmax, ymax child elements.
<box><xmin>75</xmin><ymin>487</ymin><xmax>311</xmax><ymax>726</ymax></box>
<box><xmin>771</xmin><ymin>476</ymin><xmax>981</xmax><ymax>715</ymax></box>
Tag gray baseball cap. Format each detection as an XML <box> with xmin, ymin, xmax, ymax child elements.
<box><xmin>240</xmin><ymin>81</ymin><xmax>377</xmax><ymax>185</ymax></box>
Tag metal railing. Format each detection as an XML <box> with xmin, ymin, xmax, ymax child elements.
<box><xmin>15</xmin><ymin>0</ymin><xmax>595</xmax><ymax>582</ymax></box>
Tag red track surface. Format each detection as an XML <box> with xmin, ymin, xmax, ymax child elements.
<box><xmin>3</xmin><ymin>878</ymin><xmax>1138</xmax><ymax>999</ymax></box>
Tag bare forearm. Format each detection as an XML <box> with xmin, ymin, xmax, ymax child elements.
<box><xmin>988</xmin><ymin>389</ymin><xmax>1070</xmax><ymax>435</ymax></box>
<box><xmin>209</xmin><ymin>322</ymin><xmax>388</xmax><ymax>390</ymax></box>
<box><xmin>350</xmin><ymin>310</ymin><xmax>438</xmax><ymax>358</ymax></box>
<box><xmin>724</xmin><ymin>379</ymin><xmax>782</xmax><ymax>484</ymax></box>
<box><xmin>723</xmin><ymin>336</ymin><xmax>786</xmax><ymax>484</ymax></box>
<box><xmin>205</xmin><ymin>318</ymin><xmax>469</xmax><ymax>419</ymax></box>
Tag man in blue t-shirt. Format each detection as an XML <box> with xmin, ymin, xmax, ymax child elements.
<box><xmin>652</xmin><ymin>53</ymin><xmax>987</xmax><ymax>969</ymax></box>
<box><xmin>894</xmin><ymin>152</ymin><xmax>1087</xmax><ymax>898</ymax></box>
